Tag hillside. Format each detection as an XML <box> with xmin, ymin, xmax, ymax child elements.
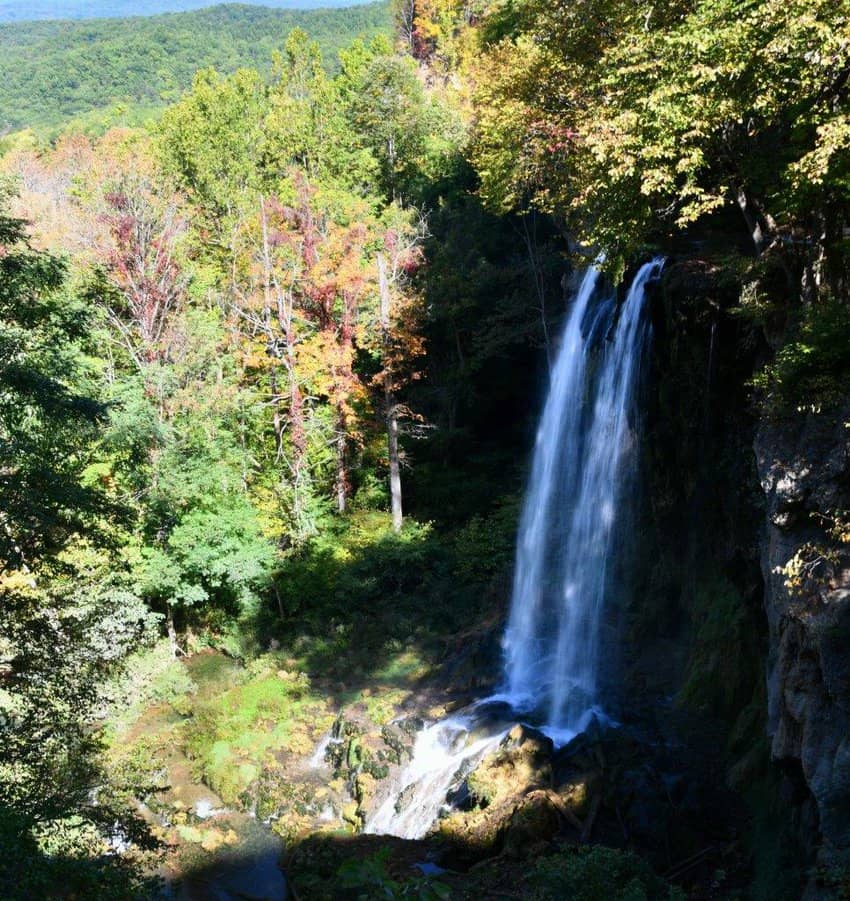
<box><xmin>0</xmin><ymin>1</ymin><xmax>391</xmax><ymax>132</ymax></box>
<box><xmin>0</xmin><ymin>0</ymin><xmax>375</xmax><ymax>22</ymax></box>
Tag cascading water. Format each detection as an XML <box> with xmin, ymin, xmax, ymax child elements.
<box><xmin>503</xmin><ymin>259</ymin><xmax>661</xmax><ymax>734</ymax></box>
<box><xmin>365</xmin><ymin>711</ymin><xmax>511</xmax><ymax>839</ymax></box>
<box><xmin>362</xmin><ymin>259</ymin><xmax>662</xmax><ymax>839</ymax></box>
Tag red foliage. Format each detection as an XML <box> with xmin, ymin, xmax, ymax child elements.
<box><xmin>99</xmin><ymin>185</ymin><xmax>187</xmax><ymax>363</ymax></box>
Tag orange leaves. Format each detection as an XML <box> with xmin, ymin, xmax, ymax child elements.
<box><xmin>229</xmin><ymin>184</ymin><xmax>378</xmax><ymax>488</ymax></box>
<box><xmin>226</xmin><ymin>177</ymin><xmax>427</xmax><ymax>513</ymax></box>
<box><xmin>298</xmin><ymin>328</ymin><xmax>367</xmax><ymax>420</ymax></box>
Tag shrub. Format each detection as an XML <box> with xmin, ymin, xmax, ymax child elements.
<box><xmin>528</xmin><ymin>846</ymin><xmax>684</xmax><ymax>901</ymax></box>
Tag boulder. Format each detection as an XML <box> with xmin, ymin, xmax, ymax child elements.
<box><xmin>467</xmin><ymin>724</ymin><xmax>554</xmax><ymax>807</ymax></box>
<box><xmin>433</xmin><ymin>724</ymin><xmax>563</xmax><ymax>865</ymax></box>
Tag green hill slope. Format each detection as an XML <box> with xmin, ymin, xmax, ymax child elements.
<box><xmin>0</xmin><ymin>2</ymin><xmax>391</xmax><ymax>132</ymax></box>
<box><xmin>0</xmin><ymin>1</ymin><xmax>375</xmax><ymax>22</ymax></box>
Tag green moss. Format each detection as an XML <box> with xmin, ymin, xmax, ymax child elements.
<box><xmin>679</xmin><ymin>575</ymin><xmax>762</xmax><ymax>723</ymax></box>
<box><xmin>183</xmin><ymin>651</ymin><xmax>244</xmax><ymax>696</ymax></box>
<box><xmin>183</xmin><ymin>657</ymin><xmax>331</xmax><ymax>807</ymax></box>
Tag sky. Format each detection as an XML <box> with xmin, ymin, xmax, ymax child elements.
<box><xmin>0</xmin><ymin>0</ymin><xmax>376</xmax><ymax>23</ymax></box>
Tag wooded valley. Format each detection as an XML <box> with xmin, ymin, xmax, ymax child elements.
<box><xmin>2</xmin><ymin>1</ymin><xmax>850</xmax><ymax>898</ymax></box>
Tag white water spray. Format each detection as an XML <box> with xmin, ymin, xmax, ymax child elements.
<box><xmin>366</xmin><ymin>712</ymin><xmax>508</xmax><ymax>839</ymax></box>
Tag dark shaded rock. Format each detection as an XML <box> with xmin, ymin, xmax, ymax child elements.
<box><xmin>440</xmin><ymin>628</ymin><xmax>503</xmax><ymax>694</ymax></box>
<box><xmin>756</xmin><ymin>406</ymin><xmax>850</xmax><ymax>866</ymax></box>
<box><xmin>502</xmin><ymin>790</ymin><xmax>563</xmax><ymax>859</ymax></box>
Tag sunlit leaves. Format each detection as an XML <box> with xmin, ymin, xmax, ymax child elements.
<box><xmin>0</xmin><ymin>205</ymin><xmax>104</xmax><ymax>572</ymax></box>
<box><xmin>467</xmin><ymin>0</ymin><xmax>850</xmax><ymax>273</ymax></box>
<box><xmin>159</xmin><ymin>67</ymin><xmax>268</xmax><ymax>226</ymax></box>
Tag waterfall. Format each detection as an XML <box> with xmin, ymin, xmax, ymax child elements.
<box><xmin>364</xmin><ymin>259</ymin><xmax>661</xmax><ymax>838</ymax></box>
<box><xmin>503</xmin><ymin>259</ymin><xmax>660</xmax><ymax>735</ymax></box>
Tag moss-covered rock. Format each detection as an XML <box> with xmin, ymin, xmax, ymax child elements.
<box><xmin>341</xmin><ymin>801</ymin><xmax>360</xmax><ymax>828</ymax></box>
<box><xmin>501</xmin><ymin>790</ymin><xmax>563</xmax><ymax>859</ymax></box>
<box><xmin>467</xmin><ymin>724</ymin><xmax>553</xmax><ymax>808</ymax></box>
<box><xmin>430</xmin><ymin>725</ymin><xmax>566</xmax><ymax>866</ymax></box>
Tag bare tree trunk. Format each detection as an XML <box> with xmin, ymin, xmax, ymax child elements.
<box><xmin>333</xmin><ymin>287</ymin><xmax>357</xmax><ymax>516</ymax></box>
<box><xmin>166</xmin><ymin>602</ymin><xmax>178</xmax><ymax>658</ymax></box>
<box><xmin>269</xmin><ymin>363</ymin><xmax>284</xmax><ymax>460</ymax></box>
<box><xmin>378</xmin><ymin>253</ymin><xmax>403</xmax><ymax>532</ymax></box>
<box><xmin>273</xmin><ymin>583</ymin><xmax>285</xmax><ymax>621</ymax></box>
<box><xmin>261</xmin><ymin>197</ymin><xmax>309</xmax><ymax>529</ymax></box>
<box><xmin>335</xmin><ymin>426</ymin><xmax>348</xmax><ymax>514</ymax></box>
<box><xmin>395</xmin><ymin>0</ymin><xmax>416</xmax><ymax>51</ymax></box>
<box><xmin>387</xmin><ymin>399</ymin><xmax>403</xmax><ymax>532</ymax></box>
<box><xmin>801</xmin><ymin>209</ymin><xmax>829</xmax><ymax>305</ymax></box>
<box><xmin>735</xmin><ymin>185</ymin><xmax>766</xmax><ymax>255</ymax></box>
<box><xmin>260</xmin><ymin>199</ymin><xmax>286</xmax><ymax>464</ymax></box>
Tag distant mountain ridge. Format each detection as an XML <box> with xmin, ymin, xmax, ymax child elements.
<box><xmin>0</xmin><ymin>2</ymin><xmax>391</xmax><ymax>132</ymax></box>
<box><xmin>0</xmin><ymin>0</ymin><xmax>373</xmax><ymax>23</ymax></box>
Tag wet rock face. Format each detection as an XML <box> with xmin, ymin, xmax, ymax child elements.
<box><xmin>756</xmin><ymin>406</ymin><xmax>850</xmax><ymax>853</ymax></box>
<box><xmin>553</xmin><ymin>720</ymin><xmax>734</xmax><ymax>868</ymax></box>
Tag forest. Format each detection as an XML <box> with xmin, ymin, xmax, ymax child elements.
<box><xmin>0</xmin><ymin>2</ymin><xmax>391</xmax><ymax>131</ymax></box>
<box><xmin>2</xmin><ymin>0</ymin><xmax>850</xmax><ymax>899</ymax></box>
<box><xmin>0</xmin><ymin>0</ymin><xmax>375</xmax><ymax>22</ymax></box>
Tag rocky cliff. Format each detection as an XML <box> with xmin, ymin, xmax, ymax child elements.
<box><xmin>756</xmin><ymin>408</ymin><xmax>850</xmax><ymax>893</ymax></box>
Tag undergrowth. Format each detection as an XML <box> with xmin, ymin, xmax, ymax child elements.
<box><xmin>751</xmin><ymin>299</ymin><xmax>850</xmax><ymax>414</ymax></box>
<box><xmin>184</xmin><ymin>658</ymin><xmax>333</xmax><ymax>807</ymax></box>
<box><xmin>528</xmin><ymin>846</ymin><xmax>685</xmax><ymax>901</ymax></box>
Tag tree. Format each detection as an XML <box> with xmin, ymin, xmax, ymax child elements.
<box><xmin>80</xmin><ymin>170</ymin><xmax>275</xmax><ymax>648</ymax></box>
<box><xmin>99</xmin><ymin>176</ymin><xmax>188</xmax><ymax>366</ymax></box>
<box><xmin>393</xmin><ymin>0</ymin><xmax>417</xmax><ymax>52</ymax></box>
<box><xmin>229</xmin><ymin>179</ymin><xmax>429</xmax><ymax>531</ymax></box>
<box><xmin>374</xmin><ymin>213</ymin><xmax>426</xmax><ymax>531</ymax></box>
<box><xmin>231</xmin><ymin>192</ymin><xmax>317</xmax><ymax>536</ymax></box>
<box><xmin>343</xmin><ymin>49</ymin><xmax>433</xmax><ymax>202</ymax></box>
<box><xmin>0</xmin><ymin>192</ymin><xmax>154</xmax><ymax>899</ymax></box>
<box><xmin>0</xmin><ymin>194</ymin><xmax>103</xmax><ymax>573</ymax></box>
<box><xmin>159</xmin><ymin>67</ymin><xmax>268</xmax><ymax>236</ymax></box>
<box><xmin>469</xmin><ymin>0</ymin><xmax>850</xmax><ymax>281</ymax></box>
<box><xmin>97</xmin><ymin>303</ymin><xmax>274</xmax><ymax>651</ymax></box>
<box><xmin>285</xmin><ymin>181</ymin><xmax>374</xmax><ymax>515</ymax></box>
